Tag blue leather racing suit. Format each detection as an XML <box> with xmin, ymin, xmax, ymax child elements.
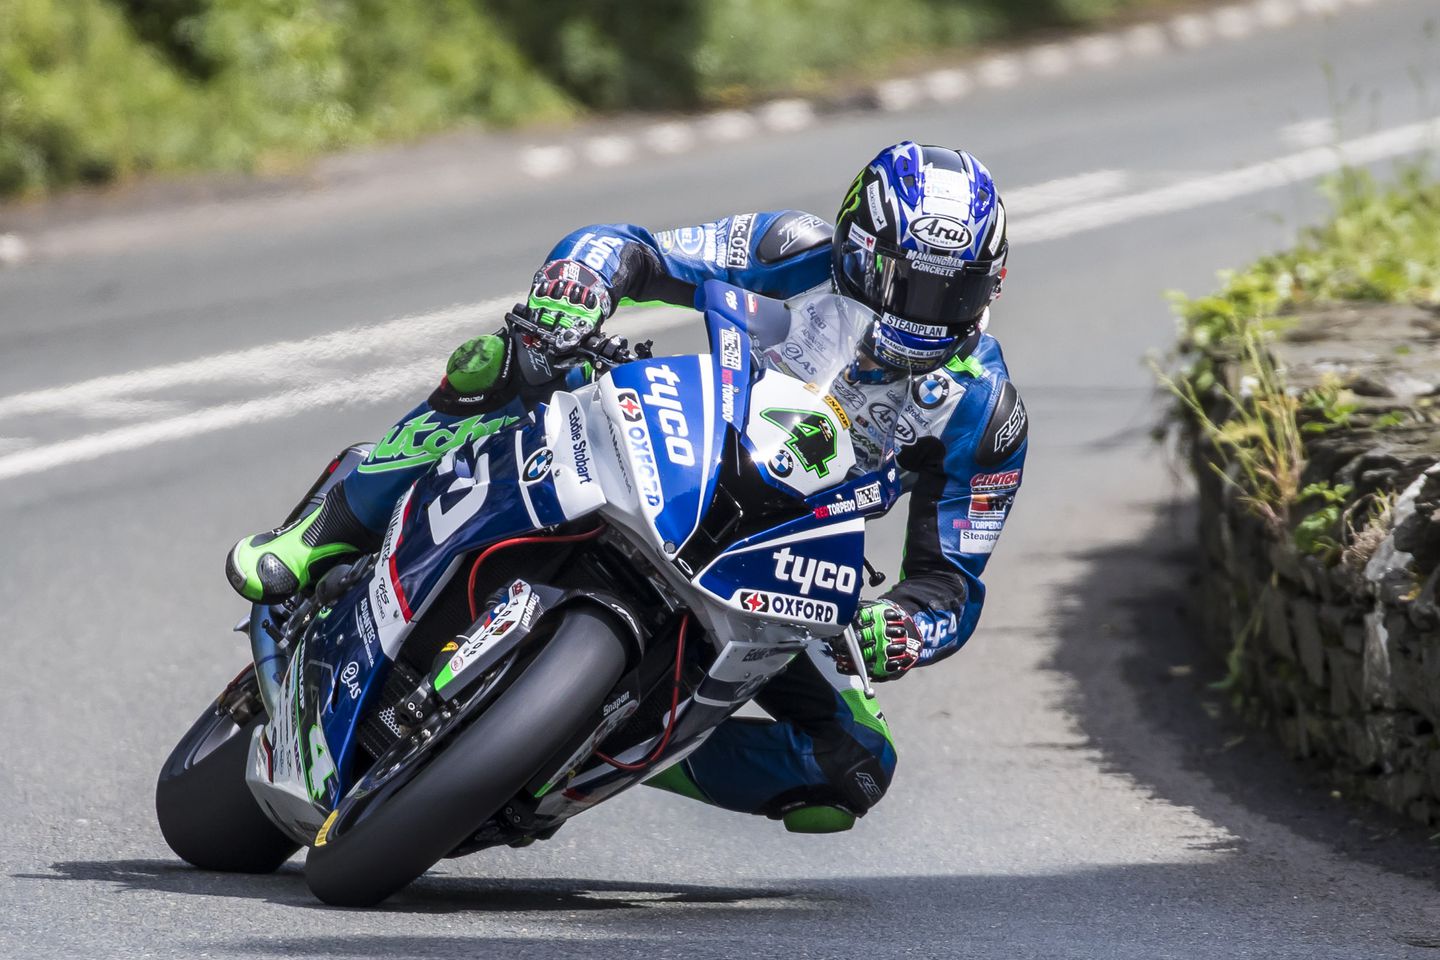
<box><xmin>336</xmin><ymin>209</ymin><xmax>1028</xmax><ymax>821</ymax></box>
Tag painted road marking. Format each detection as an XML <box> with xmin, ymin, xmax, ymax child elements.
<box><xmin>1</xmin><ymin>114</ymin><xmax>1437</xmax><ymax>482</ymax></box>
<box><xmin>1021</xmin><ymin>116</ymin><xmax>1440</xmax><ymax>243</ymax></box>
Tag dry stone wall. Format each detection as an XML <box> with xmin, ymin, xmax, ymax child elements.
<box><xmin>1190</xmin><ymin>302</ymin><xmax>1440</xmax><ymax>825</ymax></box>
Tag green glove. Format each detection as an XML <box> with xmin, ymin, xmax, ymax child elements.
<box><xmin>839</xmin><ymin>599</ymin><xmax>923</xmax><ymax>681</ymax></box>
<box><xmin>527</xmin><ymin>258</ymin><xmax>614</xmax><ymax>334</ymax></box>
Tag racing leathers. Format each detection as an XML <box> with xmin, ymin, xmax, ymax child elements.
<box><xmin>234</xmin><ymin>209</ymin><xmax>1028</xmax><ymax>829</ymax></box>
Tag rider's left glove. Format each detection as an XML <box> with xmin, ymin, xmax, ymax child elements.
<box><xmin>528</xmin><ymin>259</ymin><xmax>615</xmax><ymax>335</ymax></box>
<box><xmin>834</xmin><ymin>599</ymin><xmax>923</xmax><ymax>682</ymax></box>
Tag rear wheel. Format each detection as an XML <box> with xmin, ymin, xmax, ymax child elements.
<box><xmin>303</xmin><ymin>606</ymin><xmax>629</xmax><ymax>906</ymax></box>
<box><xmin>156</xmin><ymin>670</ymin><xmax>300</xmax><ymax>873</ymax></box>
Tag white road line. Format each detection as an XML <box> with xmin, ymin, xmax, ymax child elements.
<box><xmin>1026</xmin><ymin>44</ymin><xmax>1074</xmax><ymax>78</ymax></box>
<box><xmin>518</xmin><ymin>146</ymin><xmax>574</xmax><ymax>179</ymax></box>
<box><xmin>701</xmin><ymin>110</ymin><xmax>759</xmax><ymax>142</ymax></box>
<box><xmin>644</xmin><ymin>122</ymin><xmax>696</xmax><ymax>154</ymax></box>
<box><xmin>1170</xmin><ymin>13</ymin><xmax>1215</xmax><ymax>47</ymax></box>
<box><xmin>1074</xmin><ymin>34</ymin><xmax>1125</xmax><ymax>67</ymax></box>
<box><xmin>0</xmin><ymin>297</ymin><xmax>517</xmax><ymax>420</ymax></box>
<box><xmin>924</xmin><ymin>69</ymin><xmax>971</xmax><ymax>102</ymax></box>
<box><xmin>1213</xmin><ymin>5</ymin><xmax>1257</xmax><ymax>38</ymax></box>
<box><xmin>1005</xmin><ymin>170</ymin><xmax>1130</xmax><ymax>217</ymax></box>
<box><xmin>1020</xmin><ymin>116</ymin><xmax>1440</xmax><ymax>243</ymax></box>
<box><xmin>2</xmin><ymin>114</ymin><xmax>1436</xmax><ymax>482</ymax></box>
<box><xmin>1279</xmin><ymin>117</ymin><xmax>1338</xmax><ymax>149</ymax></box>
<box><xmin>876</xmin><ymin>79</ymin><xmax>923</xmax><ymax>112</ymax></box>
<box><xmin>1123</xmin><ymin>23</ymin><xmax>1170</xmax><ymax>56</ymax></box>
<box><xmin>757</xmin><ymin>100</ymin><xmax>815</xmax><ymax>133</ymax></box>
<box><xmin>977</xmin><ymin>57</ymin><xmax>1023</xmax><ymax>88</ymax></box>
<box><xmin>584</xmin><ymin>136</ymin><xmax>636</xmax><ymax>167</ymax></box>
<box><xmin>0</xmin><ymin>305</ymin><xmax>697</xmax><ymax>480</ymax></box>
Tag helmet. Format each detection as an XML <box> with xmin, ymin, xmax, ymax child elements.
<box><xmin>833</xmin><ymin>142</ymin><xmax>1008</xmax><ymax>380</ymax></box>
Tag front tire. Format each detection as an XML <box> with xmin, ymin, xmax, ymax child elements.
<box><xmin>303</xmin><ymin>606</ymin><xmax>629</xmax><ymax>907</ymax></box>
<box><xmin>156</xmin><ymin>670</ymin><xmax>300</xmax><ymax>873</ymax></box>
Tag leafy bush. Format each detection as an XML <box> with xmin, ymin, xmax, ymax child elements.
<box><xmin>1162</xmin><ymin>163</ymin><xmax>1440</xmax><ymax>554</ymax></box>
<box><xmin>1</xmin><ymin>0</ymin><xmax>1182</xmax><ymax>196</ymax></box>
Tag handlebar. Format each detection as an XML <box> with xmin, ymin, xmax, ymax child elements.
<box><xmin>504</xmin><ymin>303</ymin><xmax>652</xmax><ymax>372</ymax></box>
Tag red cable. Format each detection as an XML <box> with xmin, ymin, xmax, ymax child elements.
<box><xmin>595</xmin><ymin>614</ymin><xmax>689</xmax><ymax>772</ymax></box>
<box><xmin>465</xmin><ymin>524</ymin><xmax>606</xmax><ymax>620</ymax></box>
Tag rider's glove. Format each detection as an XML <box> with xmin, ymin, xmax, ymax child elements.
<box><xmin>833</xmin><ymin>599</ymin><xmax>923</xmax><ymax>682</ymax></box>
<box><xmin>527</xmin><ymin>259</ymin><xmax>614</xmax><ymax>336</ymax></box>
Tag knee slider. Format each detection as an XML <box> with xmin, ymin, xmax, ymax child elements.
<box><xmin>446</xmin><ymin>335</ymin><xmax>508</xmax><ymax>396</ymax></box>
<box><xmin>430</xmin><ymin>334</ymin><xmax>513</xmax><ymax>416</ymax></box>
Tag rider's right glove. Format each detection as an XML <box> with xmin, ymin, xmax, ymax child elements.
<box><xmin>833</xmin><ymin>599</ymin><xmax>924</xmax><ymax>682</ymax></box>
<box><xmin>527</xmin><ymin>259</ymin><xmax>615</xmax><ymax>336</ymax></box>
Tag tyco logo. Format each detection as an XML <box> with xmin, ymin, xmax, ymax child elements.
<box><xmin>772</xmin><ymin>547</ymin><xmax>857</xmax><ymax>596</ymax></box>
<box><xmin>641</xmin><ymin>364</ymin><xmax>696</xmax><ymax>467</ymax></box>
<box><xmin>760</xmin><ymin>407</ymin><xmax>838</xmax><ymax>478</ymax></box>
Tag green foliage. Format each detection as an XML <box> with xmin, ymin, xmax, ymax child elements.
<box><xmin>1163</xmin><ymin>163</ymin><xmax>1440</xmax><ymax>564</ymax></box>
<box><xmin>1300</xmin><ymin>375</ymin><xmax>1358</xmax><ymax>435</ymax></box>
<box><xmin>1292</xmin><ymin>482</ymin><xmax>1352</xmax><ymax>560</ymax></box>
<box><xmin>0</xmin><ymin>0</ymin><xmax>209</xmax><ymax>193</ymax></box>
<box><xmin>0</xmin><ymin>0</ymin><xmax>572</xmax><ymax>194</ymax></box>
<box><xmin>1</xmin><ymin>0</ymin><xmax>1177</xmax><ymax>196</ymax></box>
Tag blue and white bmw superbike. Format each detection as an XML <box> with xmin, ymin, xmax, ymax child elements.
<box><xmin>156</xmin><ymin>281</ymin><xmax>905</xmax><ymax>906</ymax></box>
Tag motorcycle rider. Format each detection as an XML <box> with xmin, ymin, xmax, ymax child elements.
<box><xmin>226</xmin><ymin>141</ymin><xmax>1027</xmax><ymax>832</ymax></box>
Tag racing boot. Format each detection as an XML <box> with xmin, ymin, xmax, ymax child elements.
<box><xmin>226</xmin><ymin>485</ymin><xmax>379</xmax><ymax>603</ymax></box>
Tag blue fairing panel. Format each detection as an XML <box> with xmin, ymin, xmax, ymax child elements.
<box><xmin>607</xmin><ymin>356</ymin><xmax>725</xmax><ymax>552</ymax></box>
<box><xmin>702</xmin><ymin>281</ymin><xmax>758</xmax><ymax>432</ymax></box>
<box><xmin>305</xmin><ymin>587</ymin><xmax>392</xmax><ymax>808</ymax></box>
<box><xmin>389</xmin><ymin>415</ymin><xmax>569</xmax><ymax>623</ymax></box>
<box><xmin>696</xmin><ymin>511</ymin><xmax>867</xmax><ymax>627</ymax></box>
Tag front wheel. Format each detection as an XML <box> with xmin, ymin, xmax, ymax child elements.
<box><xmin>303</xmin><ymin>606</ymin><xmax>629</xmax><ymax>907</ymax></box>
<box><xmin>156</xmin><ymin>669</ymin><xmax>300</xmax><ymax>873</ymax></box>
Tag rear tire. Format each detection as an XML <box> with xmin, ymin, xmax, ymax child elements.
<box><xmin>303</xmin><ymin>606</ymin><xmax>629</xmax><ymax>907</ymax></box>
<box><xmin>156</xmin><ymin>672</ymin><xmax>300</xmax><ymax>873</ymax></box>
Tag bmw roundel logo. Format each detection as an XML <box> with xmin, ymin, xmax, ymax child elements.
<box><xmin>770</xmin><ymin>449</ymin><xmax>794</xmax><ymax>477</ymax></box>
<box><xmin>913</xmin><ymin>375</ymin><xmax>950</xmax><ymax>409</ymax></box>
<box><xmin>522</xmin><ymin>448</ymin><xmax>554</xmax><ymax>482</ymax></box>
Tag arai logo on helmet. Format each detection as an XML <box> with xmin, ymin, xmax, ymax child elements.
<box><xmin>910</xmin><ymin>215</ymin><xmax>973</xmax><ymax>251</ymax></box>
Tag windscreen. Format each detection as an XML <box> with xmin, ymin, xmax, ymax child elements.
<box><xmin>756</xmin><ymin>291</ymin><xmax>910</xmax><ymax>477</ymax></box>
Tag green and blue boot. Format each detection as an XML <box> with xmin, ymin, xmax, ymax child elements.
<box><xmin>225</xmin><ymin>487</ymin><xmax>377</xmax><ymax>603</ymax></box>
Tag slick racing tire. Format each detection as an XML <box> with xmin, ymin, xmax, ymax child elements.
<box><xmin>156</xmin><ymin>669</ymin><xmax>300</xmax><ymax>873</ymax></box>
<box><xmin>303</xmin><ymin>606</ymin><xmax>629</xmax><ymax>907</ymax></box>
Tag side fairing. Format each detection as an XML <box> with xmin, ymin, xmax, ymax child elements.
<box><xmin>382</xmin><ymin>407</ymin><xmax>600</xmax><ymax>641</ymax></box>
<box><xmin>600</xmin><ymin>356</ymin><xmax>724</xmax><ymax>556</ymax></box>
<box><xmin>694</xmin><ymin>514</ymin><xmax>867</xmax><ymax>633</ymax></box>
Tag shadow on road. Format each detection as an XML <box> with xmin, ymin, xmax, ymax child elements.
<box><xmin>1047</xmin><ymin>496</ymin><xmax>1440</xmax><ymax>888</ymax></box>
<box><xmin>13</xmin><ymin>858</ymin><xmax>802</xmax><ymax>914</ymax></box>
<box><xmin>20</xmin><ymin>860</ymin><xmax>1439</xmax><ymax>958</ymax></box>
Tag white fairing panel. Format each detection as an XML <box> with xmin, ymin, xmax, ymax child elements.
<box><xmin>743</xmin><ymin>370</ymin><xmax>857</xmax><ymax>497</ymax></box>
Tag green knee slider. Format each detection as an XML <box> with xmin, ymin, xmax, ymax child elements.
<box><xmin>445</xmin><ymin>334</ymin><xmax>507</xmax><ymax>396</ymax></box>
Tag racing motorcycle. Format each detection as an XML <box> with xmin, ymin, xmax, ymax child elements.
<box><xmin>156</xmin><ymin>280</ymin><xmax>906</xmax><ymax>906</ymax></box>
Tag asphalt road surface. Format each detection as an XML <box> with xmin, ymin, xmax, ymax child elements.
<box><xmin>4</xmin><ymin>3</ymin><xmax>1440</xmax><ymax>957</ymax></box>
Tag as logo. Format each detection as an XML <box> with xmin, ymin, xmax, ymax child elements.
<box><xmin>761</xmin><ymin>407</ymin><xmax>838</xmax><ymax>479</ymax></box>
<box><xmin>642</xmin><ymin>364</ymin><xmax>696</xmax><ymax>467</ymax></box>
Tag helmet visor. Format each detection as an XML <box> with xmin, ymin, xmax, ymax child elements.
<box><xmin>838</xmin><ymin>224</ymin><xmax>1003</xmax><ymax>327</ymax></box>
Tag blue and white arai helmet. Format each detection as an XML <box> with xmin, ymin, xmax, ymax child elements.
<box><xmin>833</xmin><ymin>142</ymin><xmax>1008</xmax><ymax>382</ymax></box>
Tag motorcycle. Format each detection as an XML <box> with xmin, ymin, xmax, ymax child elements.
<box><xmin>156</xmin><ymin>280</ymin><xmax>907</xmax><ymax>906</ymax></box>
